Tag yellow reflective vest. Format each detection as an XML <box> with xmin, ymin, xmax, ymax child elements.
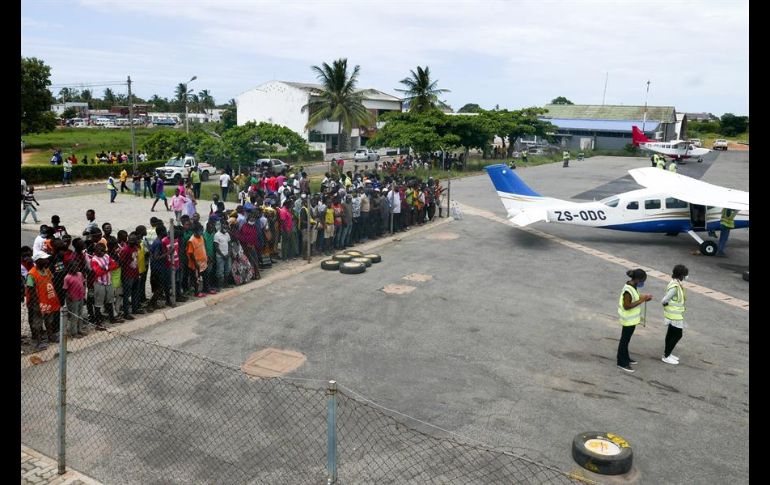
<box><xmin>720</xmin><ymin>208</ymin><xmax>736</xmax><ymax>229</ymax></box>
<box><xmin>656</xmin><ymin>157</ymin><xmax>665</xmax><ymax>169</ymax></box>
<box><xmin>663</xmin><ymin>280</ymin><xmax>685</xmax><ymax>321</ymax></box>
<box><xmin>668</xmin><ymin>162</ymin><xmax>677</xmax><ymax>172</ymax></box>
<box><xmin>618</xmin><ymin>284</ymin><xmax>642</xmax><ymax>327</ymax></box>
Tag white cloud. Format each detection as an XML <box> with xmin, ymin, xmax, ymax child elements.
<box><xmin>23</xmin><ymin>0</ymin><xmax>747</xmax><ymax>114</ymax></box>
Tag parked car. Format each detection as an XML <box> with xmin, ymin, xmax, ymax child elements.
<box><xmin>353</xmin><ymin>148</ymin><xmax>380</xmax><ymax>162</ymax></box>
<box><xmin>249</xmin><ymin>158</ymin><xmax>292</xmax><ymax>176</ymax></box>
<box><xmin>688</xmin><ymin>138</ymin><xmax>702</xmax><ymax>147</ymax></box>
<box><xmin>713</xmin><ymin>139</ymin><xmax>728</xmax><ymax>150</ymax></box>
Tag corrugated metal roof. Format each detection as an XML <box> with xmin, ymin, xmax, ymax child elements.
<box><xmin>543</xmin><ymin>104</ymin><xmax>675</xmax><ymax>122</ymax></box>
<box><xmin>542</xmin><ymin>118</ymin><xmax>660</xmax><ymax>132</ymax></box>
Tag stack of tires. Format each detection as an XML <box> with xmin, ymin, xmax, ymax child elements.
<box><xmin>320</xmin><ymin>250</ymin><xmax>382</xmax><ymax>275</ymax></box>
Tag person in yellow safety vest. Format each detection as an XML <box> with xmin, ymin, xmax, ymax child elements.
<box><xmin>668</xmin><ymin>160</ymin><xmax>678</xmax><ymax>173</ymax></box>
<box><xmin>616</xmin><ymin>268</ymin><xmax>653</xmax><ymax>373</ymax></box>
<box><xmin>562</xmin><ymin>150</ymin><xmax>570</xmax><ymax>168</ymax></box>
<box><xmin>656</xmin><ymin>154</ymin><xmax>666</xmax><ymax>169</ymax></box>
<box><xmin>107</xmin><ymin>172</ymin><xmax>118</xmax><ymax>203</ymax></box>
<box><xmin>661</xmin><ymin>264</ymin><xmax>688</xmax><ymax>365</ymax></box>
<box><xmin>716</xmin><ymin>207</ymin><xmax>737</xmax><ymax>257</ymax></box>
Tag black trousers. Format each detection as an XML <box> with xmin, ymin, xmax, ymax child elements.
<box><xmin>617</xmin><ymin>325</ymin><xmax>636</xmax><ymax>366</ymax></box>
<box><xmin>664</xmin><ymin>324</ymin><xmax>683</xmax><ymax>357</ymax></box>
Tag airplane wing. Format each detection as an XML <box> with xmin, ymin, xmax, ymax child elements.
<box><xmin>509</xmin><ymin>207</ymin><xmax>550</xmax><ymax>226</ymax></box>
<box><xmin>628</xmin><ymin>167</ymin><xmax>748</xmax><ymax>211</ymax></box>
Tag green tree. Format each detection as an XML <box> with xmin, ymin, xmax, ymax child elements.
<box><xmin>80</xmin><ymin>89</ymin><xmax>92</xmax><ymax>106</ymax></box>
<box><xmin>140</xmin><ymin>130</ymin><xmax>206</xmax><ymax>160</ymax></box>
<box><xmin>481</xmin><ymin>108</ymin><xmax>554</xmax><ymax>157</ymax></box>
<box><xmin>396</xmin><ymin>66</ymin><xmax>450</xmax><ymax>113</ymax></box>
<box><xmin>149</xmin><ymin>94</ymin><xmax>171</xmax><ymax>112</ymax></box>
<box><xmin>58</xmin><ymin>87</ymin><xmax>79</xmax><ymax>103</ymax></box>
<box><xmin>61</xmin><ymin>107</ymin><xmax>78</xmax><ymax>120</ymax></box>
<box><xmin>368</xmin><ymin>110</ymin><xmax>460</xmax><ymax>159</ymax></box>
<box><xmin>719</xmin><ymin>113</ymin><xmax>748</xmax><ymax>137</ymax></box>
<box><xmin>103</xmin><ymin>88</ymin><xmax>116</xmax><ymax>107</ymax></box>
<box><xmin>303</xmin><ymin>58</ymin><xmax>372</xmax><ymax>152</ymax></box>
<box><xmin>21</xmin><ymin>57</ymin><xmax>57</xmax><ymax>134</ymax></box>
<box><xmin>550</xmin><ymin>96</ymin><xmax>574</xmax><ymax>105</ymax></box>
<box><xmin>458</xmin><ymin>103</ymin><xmax>483</xmax><ymax>113</ymax></box>
<box><xmin>220</xmin><ymin>98</ymin><xmax>237</xmax><ymax>131</ymax></box>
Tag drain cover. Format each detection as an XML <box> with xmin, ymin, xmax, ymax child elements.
<box><xmin>242</xmin><ymin>348</ymin><xmax>306</xmax><ymax>377</ymax></box>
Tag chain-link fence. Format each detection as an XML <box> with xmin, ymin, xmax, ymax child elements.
<box><xmin>21</xmin><ymin>311</ymin><xmax>592</xmax><ymax>485</ymax></box>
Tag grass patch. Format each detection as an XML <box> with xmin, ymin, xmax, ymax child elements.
<box><xmin>23</xmin><ymin>127</ymin><xmax>175</xmax><ymax>165</ymax></box>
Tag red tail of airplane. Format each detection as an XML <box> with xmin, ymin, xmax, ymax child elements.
<box><xmin>631</xmin><ymin>126</ymin><xmax>652</xmax><ymax>146</ymax></box>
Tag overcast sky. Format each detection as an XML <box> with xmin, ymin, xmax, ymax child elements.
<box><xmin>22</xmin><ymin>0</ymin><xmax>748</xmax><ymax>116</ymax></box>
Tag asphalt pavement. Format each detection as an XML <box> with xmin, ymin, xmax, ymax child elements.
<box><xmin>20</xmin><ymin>151</ymin><xmax>749</xmax><ymax>484</ymax></box>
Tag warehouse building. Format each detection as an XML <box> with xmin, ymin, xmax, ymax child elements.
<box><xmin>540</xmin><ymin>104</ymin><xmax>677</xmax><ymax>151</ymax></box>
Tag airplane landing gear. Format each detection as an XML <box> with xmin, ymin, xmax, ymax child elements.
<box><xmin>698</xmin><ymin>158</ymin><xmax>703</xmax><ymax>163</ymax></box>
<box><xmin>700</xmin><ymin>241</ymin><xmax>718</xmax><ymax>256</ymax></box>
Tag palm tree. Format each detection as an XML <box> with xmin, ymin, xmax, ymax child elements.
<box><xmin>198</xmin><ymin>89</ymin><xmax>216</xmax><ymax>114</ymax></box>
<box><xmin>396</xmin><ymin>66</ymin><xmax>450</xmax><ymax>113</ymax></box>
<box><xmin>302</xmin><ymin>58</ymin><xmax>372</xmax><ymax>152</ymax></box>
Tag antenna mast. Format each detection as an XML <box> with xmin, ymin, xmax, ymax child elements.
<box><xmin>642</xmin><ymin>79</ymin><xmax>650</xmax><ymax>132</ymax></box>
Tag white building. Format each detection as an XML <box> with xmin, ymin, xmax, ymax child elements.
<box><xmin>236</xmin><ymin>80</ymin><xmax>402</xmax><ymax>151</ymax></box>
<box><xmin>51</xmin><ymin>102</ymin><xmax>89</xmax><ymax>117</ymax></box>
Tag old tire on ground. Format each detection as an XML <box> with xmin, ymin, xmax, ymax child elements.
<box><xmin>572</xmin><ymin>431</ymin><xmax>633</xmax><ymax>476</ymax></box>
<box><xmin>321</xmin><ymin>260</ymin><xmax>340</xmax><ymax>271</ymax></box>
<box><xmin>700</xmin><ymin>240</ymin><xmax>718</xmax><ymax>256</ymax></box>
<box><xmin>340</xmin><ymin>262</ymin><xmax>366</xmax><ymax>274</ymax></box>
<box><xmin>363</xmin><ymin>253</ymin><xmax>381</xmax><ymax>263</ymax></box>
<box><xmin>351</xmin><ymin>257</ymin><xmax>372</xmax><ymax>267</ymax></box>
<box><xmin>333</xmin><ymin>254</ymin><xmax>353</xmax><ymax>262</ymax></box>
<box><xmin>345</xmin><ymin>250</ymin><xmax>364</xmax><ymax>257</ymax></box>
<box><xmin>201</xmin><ymin>171</ymin><xmax>210</xmax><ymax>181</ymax></box>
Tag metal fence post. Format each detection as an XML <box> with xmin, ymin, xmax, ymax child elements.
<box><xmin>326</xmin><ymin>380</ymin><xmax>337</xmax><ymax>484</ymax></box>
<box><xmin>446</xmin><ymin>176</ymin><xmax>451</xmax><ymax>218</ymax></box>
<box><xmin>169</xmin><ymin>219</ymin><xmax>176</xmax><ymax>305</ymax></box>
<box><xmin>57</xmin><ymin>306</ymin><xmax>67</xmax><ymax>475</ymax></box>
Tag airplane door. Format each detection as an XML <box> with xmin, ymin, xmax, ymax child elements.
<box><xmin>690</xmin><ymin>204</ymin><xmax>706</xmax><ymax>231</ymax></box>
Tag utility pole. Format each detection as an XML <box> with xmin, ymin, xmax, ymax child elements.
<box><xmin>601</xmin><ymin>72</ymin><xmax>608</xmax><ymax>106</ymax></box>
<box><xmin>642</xmin><ymin>79</ymin><xmax>650</xmax><ymax>133</ymax></box>
<box><xmin>127</xmin><ymin>75</ymin><xmax>137</xmax><ymax>171</ymax></box>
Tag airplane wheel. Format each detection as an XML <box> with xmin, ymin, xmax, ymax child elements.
<box><xmin>700</xmin><ymin>241</ymin><xmax>718</xmax><ymax>256</ymax></box>
<box><xmin>698</xmin><ymin>158</ymin><xmax>703</xmax><ymax>163</ymax></box>
<box><xmin>743</xmin><ymin>271</ymin><xmax>749</xmax><ymax>282</ymax></box>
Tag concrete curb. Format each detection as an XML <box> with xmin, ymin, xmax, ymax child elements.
<box><xmin>31</xmin><ymin>181</ymin><xmax>104</xmax><ymax>191</ymax></box>
<box><xmin>21</xmin><ymin>445</ymin><xmax>102</xmax><ymax>485</ymax></box>
<box><xmin>20</xmin><ymin>216</ymin><xmax>454</xmax><ymax>367</ymax></box>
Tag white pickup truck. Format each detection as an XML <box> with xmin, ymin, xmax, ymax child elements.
<box><xmin>155</xmin><ymin>156</ymin><xmax>216</xmax><ymax>184</ymax></box>
<box><xmin>712</xmin><ymin>139</ymin><xmax>728</xmax><ymax>151</ymax></box>
<box><xmin>353</xmin><ymin>148</ymin><xmax>380</xmax><ymax>162</ymax></box>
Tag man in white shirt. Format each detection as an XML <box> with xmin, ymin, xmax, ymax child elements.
<box><xmin>219</xmin><ymin>172</ymin><xmax>231</xmax><ymax>201</ymax></box>
<box><xmin>388</xmin><ymin>185</ymin><xmax>402</xmax><ymax>232</ymax></box>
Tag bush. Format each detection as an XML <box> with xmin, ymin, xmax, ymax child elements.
<box><xmin>22</xmin><ymin>161</ymin><xmax>162</xmax><ymax>184</ymax></box>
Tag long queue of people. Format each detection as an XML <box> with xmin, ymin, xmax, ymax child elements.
<box><xmin>21</xmin><ymin>169</ymin><xmax>446</xmax><ymax>352</ymax></box>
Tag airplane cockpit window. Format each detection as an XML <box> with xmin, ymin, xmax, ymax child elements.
<box><xmin>645</xmin><ymin>199</ymin><xmax>662</xmax><ymax>210</ymax></box>
<box><xmin>666</xmin><ymin>197</ymin><xmax>688</xmax><ymax>209</ymax></box>
<box><xmin>601</xmin><ymin>197</ymin><xmax>619</xmax><ymax>207</ymax></box>
<box><xmin>626</xmin><ymin>201</ymin><xmax>639</xmax><ymax>210</ymax></box>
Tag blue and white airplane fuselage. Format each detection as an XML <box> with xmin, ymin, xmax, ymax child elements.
<box><xmin>486</xmin><ymin>164</ymin><xmax>749</xmax><ymax>256</ymax></box>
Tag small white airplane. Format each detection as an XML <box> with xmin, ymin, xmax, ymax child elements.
<box><xmin>632</xmin><ymin>126</ymin><xmax>712</xmax><ymax>163</ymax></box>
<box><xmin>485</xmin><ymin>164</ymin><xmax>749</xmax><ymax>256</ymax></box>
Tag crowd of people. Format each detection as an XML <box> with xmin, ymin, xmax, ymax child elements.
<box><xmin>49</xmin><ymin>149</ymin><xmax>149</xmax><ymax>166</ymax></box>
<box><xmin>21</xmin><ymin>165</ymin><xmax>447</xmax><ymax>352</ymax></box>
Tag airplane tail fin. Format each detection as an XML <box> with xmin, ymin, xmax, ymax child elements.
<box><xmin>631</xmin><ymin>126</ymin><xmax>651</xmax><ymax>146</ymax></box>
<box><xmin>485</xmin><ymin>164</ymin><xmax>542</xmax><ymax>197</ymax></box>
